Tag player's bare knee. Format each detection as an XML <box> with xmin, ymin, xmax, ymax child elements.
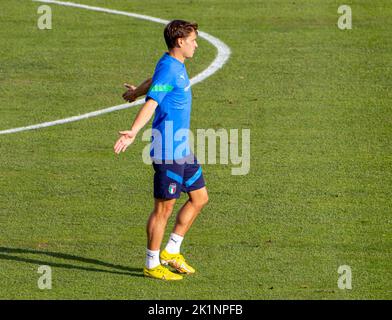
<box><xmin>153</xmin><ymin>199</ymin><xmax>175</xmax><ymax>218</ymax></box>
<box><xmin>201</xmin><ymin>193</ymin><xmax>209</xmax><ymax>207</ymax></box>
<box><xmin>192</xmin><ymin>193</ymin><xmax>209</xmax><ymax>210</ymax></box>
<box><xmin>158</xmin><ymin>204</ymin><xmax>175</xmax><ymax>219</ymax></box>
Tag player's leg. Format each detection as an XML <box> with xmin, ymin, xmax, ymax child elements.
<box><xmin>144</xmin><ymin>161</ymin><xmax>184</xmax><ymax>281</ymax></box>
<box><xmin>144</xmin><ymin>198</ymin><xmax>183</xmax><ymax>280</ymax></box>
<box><xmin>160</xmin><ymin>188</ymin><xmax>208</xmax><ymax>274</ymax></box>
<box><xmin>146</xmin><ymin>198</ymin><xmax>176</xmax><ymax>251</ymax></box>
<box><xmin>173</xmin><ymin>186</ymin><xmax>209</xmax><ymax>236</ymax></box>
<box><xmin>161</xmin><ymin>155</ymin><xmax>207</xmax><ymax>274</ymax></box>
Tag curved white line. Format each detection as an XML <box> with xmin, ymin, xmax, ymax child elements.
<box><xmin>0</xmin><ymin>0</ymin><xmax>231</xmax><ymax>135</ymax></box>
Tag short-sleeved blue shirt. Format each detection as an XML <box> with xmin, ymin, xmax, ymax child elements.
<box><xmin>146</xmin><ymin>53</ymin><xmax>192</xmax><ymax>161</ymax></box>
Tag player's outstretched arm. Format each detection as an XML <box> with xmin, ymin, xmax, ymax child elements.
<box><xmin>122</xmin><ymin>78</ymin><xmax>153</xmax><ymax>102</ymax></box>
<box><xmin>114</xmin><ymin>98</ymin><xmax>158</xmax><ymax>154</ymax></box>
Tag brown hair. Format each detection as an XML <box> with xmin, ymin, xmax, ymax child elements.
<box><xmin>164</xmin><ymin>20</ymin><xmax>198</xmax><ymax>49</ymax></box>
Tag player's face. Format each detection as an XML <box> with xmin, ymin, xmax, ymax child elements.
<box><xmin>180</xmin><ymin>31</ymin><xmax>198</xmax><ymax>58</ymax></box>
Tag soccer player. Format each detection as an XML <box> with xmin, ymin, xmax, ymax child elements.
<box><xmin>114</xmin><ymin>20</ymin><xmax>208</xmax><ymax>281</ymax></box>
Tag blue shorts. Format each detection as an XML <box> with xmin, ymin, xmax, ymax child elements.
<box><xmin>152</xmin><ymin>153</ymin><xmax>205</xmax><ymax>199</ymax></box>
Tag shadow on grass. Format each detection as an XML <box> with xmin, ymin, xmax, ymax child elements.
<box><xmin>0</xmin><ymin>247</ymin><xmax>144</xmax><ymax>277</ymax></box>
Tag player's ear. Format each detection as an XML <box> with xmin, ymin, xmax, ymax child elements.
<box><xmin>177</xmin><ymin>37</ymin><xmax>184</xmax><ymax>48</ymax></box>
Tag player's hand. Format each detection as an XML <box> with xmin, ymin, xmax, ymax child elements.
<box><xmin>122</xmin><ymin>83</ymin><xmax>137</xmax><ymax>102</ymax></box>
<box><xmin>114</xmin><ymin>130</ymin><xmax>137</xmax><ymax>154</ymax></box>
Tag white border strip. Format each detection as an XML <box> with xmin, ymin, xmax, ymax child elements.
<box><xmin>0</xmin><ymin>0</ymin><xmax>231</xmax><ymax>135</ymax></box>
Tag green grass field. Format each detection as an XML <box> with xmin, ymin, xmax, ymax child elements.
<box><xmin>0</xmin><ymin>0</ymin><xmax>391</xmax><ymax>299</ymax></box>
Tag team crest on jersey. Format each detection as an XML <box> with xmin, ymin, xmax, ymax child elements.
<box><xmin>168</xmin><ymin>183</ymin><xmax>176</xmax><ymax>195</ymax></box>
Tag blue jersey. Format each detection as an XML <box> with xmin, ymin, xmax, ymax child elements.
<box><xmin>146</xmin><ymin>53</ymin><xmax>192</xmax><ymax>161</ymax></box>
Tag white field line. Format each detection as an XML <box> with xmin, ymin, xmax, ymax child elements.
<box><xmin>0</xmin><ymin>0</ymin><xmax>231</xmax><ymax>135</ymax></box>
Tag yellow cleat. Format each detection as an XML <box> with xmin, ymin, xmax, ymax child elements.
<box><xmin>143</xmin><ymin>264</ymin><xmax>183</xmax><ymax>281</ymax></box>
<box><xmin>160</xmin><ymin>249</ymin><xmax>196</xmax><ymax>274</ymax></box>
